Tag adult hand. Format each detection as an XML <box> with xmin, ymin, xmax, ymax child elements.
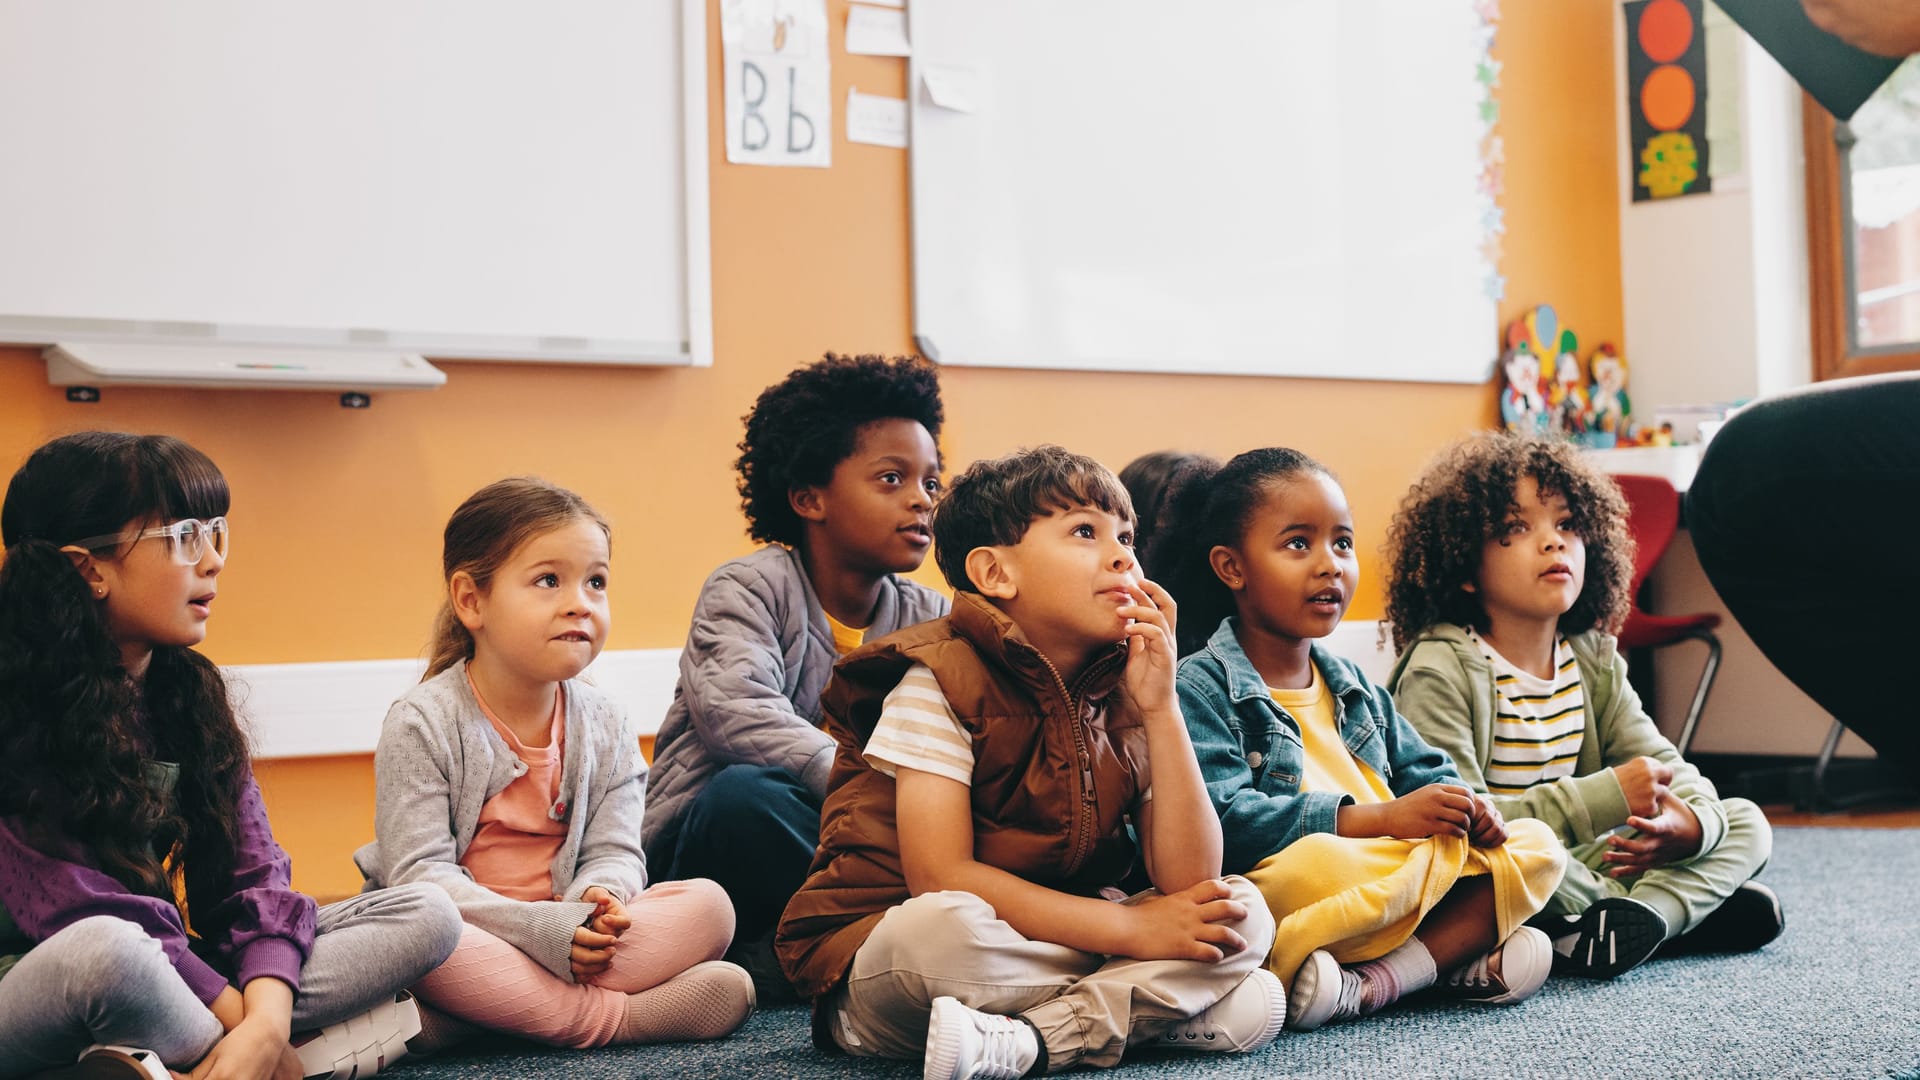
<box><xmin>1802</xmin><ymin>0</ymin><xmax>1920</xmax><ymax>57</ymax></box>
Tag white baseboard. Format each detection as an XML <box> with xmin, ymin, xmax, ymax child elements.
<box><xmin>231</xmin><ymin>621</ymin><xmax>1392</xmax><ymax>761</ymax></box>
<box><xmin>229</xmin><ymin>649</ymin><xmax>682</xmax><ymax>759</ymax></box>
<box><xmin>1322</xmin><ymin>619</ymin><xmax>1397</xmax><ymax>687</ymax></box>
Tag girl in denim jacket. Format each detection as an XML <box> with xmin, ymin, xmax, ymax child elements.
<box><xmin>1150</xmin><ymin>448</ymin><xmax>1566</xmax><ymax>1032</ymax></box>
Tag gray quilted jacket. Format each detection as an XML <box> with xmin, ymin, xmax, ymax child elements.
<box><xmin>642</xmin><ymin>545</ymin><xmax>948</xmax><ymax>847</ymax></box>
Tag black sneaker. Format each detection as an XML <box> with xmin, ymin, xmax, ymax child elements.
<box><xmin>1662</xmin><ymin>881</ymin><xmax>1784</xmax><ymax>955</ymax></box>
<box><xmin>1550</xmin><ymin>897</ymin><xmax>1668</xmax><ymax>978</ymax></box>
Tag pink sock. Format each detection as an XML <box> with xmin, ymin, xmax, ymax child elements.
<box><xmin>1350</xmin><ymin>938</ymin><xmax>1438</xmax><ymax>1012</ymax></box>
<box><xmin>413</xmin><ymin>924</ymin><xmax>627</xmax><ymax>1049</ymax></box>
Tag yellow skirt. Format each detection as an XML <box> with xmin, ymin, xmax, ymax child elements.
<box><xmin>1246</xmin><ymin>816</ymin><xmax>1565</xmax><ymax>990</ymax></box>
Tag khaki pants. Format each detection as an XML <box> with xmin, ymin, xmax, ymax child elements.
<box><xmin>1548</xmin><ymin>796</ymin><xmax>1773</xmax><ymax>936</ymax></box>
<box><xmin>825</xmin><ymin>876</ymin><xmax>1273</xmax><ymax>1071</ymax></box>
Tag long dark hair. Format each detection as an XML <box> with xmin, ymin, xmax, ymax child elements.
<box><xmin>0</xmin><ymin>432</ymin><xmax>248</xmax><ymax>910</ymax></box>
<box><xmin>426</xmin><ymin>477</ymin><xmax>610</xmax><ymax>678</ymax></box>
<box><xmin>1146</xmin><ymin>448</ymin><xmax>1332</xmax><ymax>657</ymax></box>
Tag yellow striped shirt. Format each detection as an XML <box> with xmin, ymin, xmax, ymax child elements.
<box><xmin>1471</xmin><ymin>629</ymin><xmax>1585</xmax><ymax>795</ymax></box>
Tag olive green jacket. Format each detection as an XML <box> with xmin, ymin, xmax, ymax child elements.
<box><xmin>1389</xmin><ymin>624</ymin><xmax>1728</xmax><ymax>857</ymax></box>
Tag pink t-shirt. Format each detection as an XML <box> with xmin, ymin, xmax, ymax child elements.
<box><xmin>459</xmin><ymin>677</ymin><xmax>568</xmax><ymax>902</ymax></box>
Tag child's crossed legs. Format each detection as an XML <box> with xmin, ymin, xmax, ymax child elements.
<box><xmin>826</xmin><ymin>877</ymin><xmax>1274</xmax><ymax>1071</ymax></box>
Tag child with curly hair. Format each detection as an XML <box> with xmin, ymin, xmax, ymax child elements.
<box><xmin>1151</xmin><ymin>449</ymin><xmax>1565</xmax><ymax>1032</ymax></box>
<box><xmin>1386</xmin><ymin>433</ymin><xmax>1779</xmax><ymax>979</ymax></box>
<box><xmin>644</xmin><ymin>354</ymin><xmax>950</xmax><ymax>999</ymax></box>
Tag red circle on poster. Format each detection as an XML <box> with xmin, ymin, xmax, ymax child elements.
<box><xmin>1639</xmin><ymin>0</ymin><xmax>1694</xmax><ymax>63</ymax></box>
<box><xmin>1642</xmin><ymin>64</ymin><xmax>1696</xmax><ymax>131</ymax></box>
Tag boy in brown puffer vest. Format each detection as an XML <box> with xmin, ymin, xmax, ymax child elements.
<box><xmin>777</xmin><ymin>445</ymin><xmax>1285</xmax><ymax>1078</ymax></box>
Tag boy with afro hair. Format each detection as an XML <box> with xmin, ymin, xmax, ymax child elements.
<box><xmin>645</xmin><ymin>353</ymin><xmax>950</xmax><ymax>1000</ymax></box>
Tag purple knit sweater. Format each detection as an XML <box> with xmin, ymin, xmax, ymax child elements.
<box><xmin>0</xmin><ymin>770</ymin><xmax>317</xmax><ymax>1004</ymax></box>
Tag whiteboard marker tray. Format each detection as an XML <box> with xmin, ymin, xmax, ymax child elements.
<box><xmin>44</xmin><ymin>342</ymin><xmax>446</xmax><ymax>391</ymax></box>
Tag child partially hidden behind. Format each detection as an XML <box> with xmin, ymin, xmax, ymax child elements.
<box><xmin>1386</xmin><ymin>433</ymin><xmax>1779</xmax><ymax>979</ymax></box>
<box><xmin>1149</xmin><ymin>449</ymin><xmax>1566</xmax><ymax>1032</ymax></box>
<box><xmin>777</xmin><ymin>446</ymin><xmax>1285</xmax><ymax>1078</ymax></box>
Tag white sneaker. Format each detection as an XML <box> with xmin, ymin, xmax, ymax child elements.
<box><xmin>1155</xmin><ymin>968</ymin><xmax>1285</xmax><ymax>1053</ymax></box>
<box><xmin>292</xmin><ymin>991</ymin><xmax>423</xmax><ymax>1079</ymax></box>
<box><xmin>1284</xmin><ymin>949</ymin><xmax>1367</xmax><ymax>1032</ymax></box>
<box><xmin>70</xmin><ymin>1046</ymin><xmax>170</xmax><ymax>1080</ymax></box>
<box><xmin>1442</xmin><ymin>925</ymin><xmax>1553</xmax><ymax>1005</ymax></box>
<box><xmin>923</xmin><ymin>996</ymin><xmax>1040</xmax><ymax>1080</ymax></box>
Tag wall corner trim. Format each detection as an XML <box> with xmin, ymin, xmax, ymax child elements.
<box><xmin>231</xmin><ymin>621</ymin><xmax>1393</xmax><ymax>760</ymax></box>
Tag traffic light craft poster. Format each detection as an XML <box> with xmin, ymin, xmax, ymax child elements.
<box><xmin>1627</xmin><ymin>0</ymin><xmax>1711</xmax><ymax>201</ymax></box>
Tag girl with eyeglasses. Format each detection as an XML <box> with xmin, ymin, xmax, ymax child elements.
<box><xmin>0</xmin><ymin>432</ymin><xmax>461</xmax><ymax>1080</ymax></box>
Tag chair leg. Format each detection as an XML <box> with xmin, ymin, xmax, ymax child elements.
<box><xmin>1806</xmin><ymin>719</ymin><xmax>1848</xmax><ymax>812</ymax></box>
<box><xmin>1672</xmin><ymin>629</ymin><xmax>1722</xmax><ymax>758</ymax></box>
<box><xmin>1799</xmin><ymin>719</ymin><xmax>1916</xmax><ymax>812</ymax></box>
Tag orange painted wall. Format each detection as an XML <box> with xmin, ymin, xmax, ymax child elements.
<box><xmin>0</xmin><ymin>1</ymin><xmax>1620</xmax><ymax>900</ymax></box>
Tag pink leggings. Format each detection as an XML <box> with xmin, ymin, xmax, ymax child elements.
<box><xmin>413</xmin><ymin>879</ymin><xmax>734</xmax><ymax>1048</ymax></box>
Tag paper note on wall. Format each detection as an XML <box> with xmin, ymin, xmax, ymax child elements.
<box><xmin>847</xmin><ymin>88</ymin><xmax>909</xmax><ymax>148</ymax></box>
<box><xmin>920</xmin><ymin>64</ymin><xmax>977</xmax><ymax>114</ymax></box>
<box><xmin>722</xmin><ymin>0</ymin><xmax>832</xmax><ymax>168</ymax></box>
<box><xmin>846</xmin><ymin>4</ymin><xmax>912</xmax><ymax>57</ymax></box>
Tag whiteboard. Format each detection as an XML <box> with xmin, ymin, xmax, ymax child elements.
<box><xmin>0</xmin><ymin>0</ymin><xmax>710</xmax><ymax>367</ymax></box>
<box><xmin>909</xmin><ymin>1</ymin><xmax>1498</xmax><ymax>383</ymax></box>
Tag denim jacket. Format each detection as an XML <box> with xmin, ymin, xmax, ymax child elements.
<box><xmin>1175</xmin><ymin>617</ymin><xmax>1463</xmax><ymax>876</ymax></box>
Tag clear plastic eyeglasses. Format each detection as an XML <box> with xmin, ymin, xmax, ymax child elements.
<box><xmin>69</xmin><ymin>516</ymin><xmax>230</xmax><ymax>565</ymax></box>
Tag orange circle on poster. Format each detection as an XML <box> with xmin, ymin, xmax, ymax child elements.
<box><xmin>1642</xmin><ymin>64</ymin><xmax>1695</xmax><ymax>131</ymax></box>
<box><xmin>1638</xmin><ymin>0</ymin><xmax>1694</xmax><ymax>62</ymax></box>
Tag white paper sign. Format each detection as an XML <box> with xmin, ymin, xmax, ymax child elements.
<box><xmin>846</xmin><ymin>88</ymin><xmax>909</xmax><ymax>148</ymax></box>
<box><xmin>722</xmin><ymin>0</ymin><xmax>831</xmax><ymax>168</ymax></box>
<box><xmin>920</xmin><ymin>63</ymin><xmax>977</xmax><ymax>114</ymax></box>
<box><xmin>846</xmin><ymin>4</ymin><xmax>912</xmax><ymax>57</ymax></box>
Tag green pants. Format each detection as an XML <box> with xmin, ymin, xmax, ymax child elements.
<box><xmin>1545</xmin><ymin>796</ymin><xmax>1772</xmax><ymax>938</ymax></box>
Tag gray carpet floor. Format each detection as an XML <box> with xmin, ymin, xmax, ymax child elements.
<box><xmin>390</xmin><ymin>826</ymin><xmax>1920</xmax><ymax>1079</ymax></box>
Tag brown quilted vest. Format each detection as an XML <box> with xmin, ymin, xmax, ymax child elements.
<box><xmin>774</xmin><ymin>591</ymin><xmax>1147</xmax><ymax>999</ymax></box>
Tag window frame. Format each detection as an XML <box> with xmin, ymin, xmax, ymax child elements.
<box><xmin>1806</xmin><ymin>94</ymin><xmax>1920</xmax><ymax>380</ymax></box>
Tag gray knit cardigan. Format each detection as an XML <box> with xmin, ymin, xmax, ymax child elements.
<box><xmin>354</xmin><ymin>661</ymin><xmax>648</xmax><ymax>982</ymax></box>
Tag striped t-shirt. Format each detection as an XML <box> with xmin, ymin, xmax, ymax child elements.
<box><xmin>1471</xmin><ymin>628</ymin><xmax>1585</xmax><ymax>795</ymax></box>
<box><xmin>863</xmin><ymin>663</ymin><xmax>976</xmax><ymax>784</ymax></box>
<box><xmin>863</xmin><ymin>662</ymin><xmax>1151</xmax><ymax>803</ymax></box>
